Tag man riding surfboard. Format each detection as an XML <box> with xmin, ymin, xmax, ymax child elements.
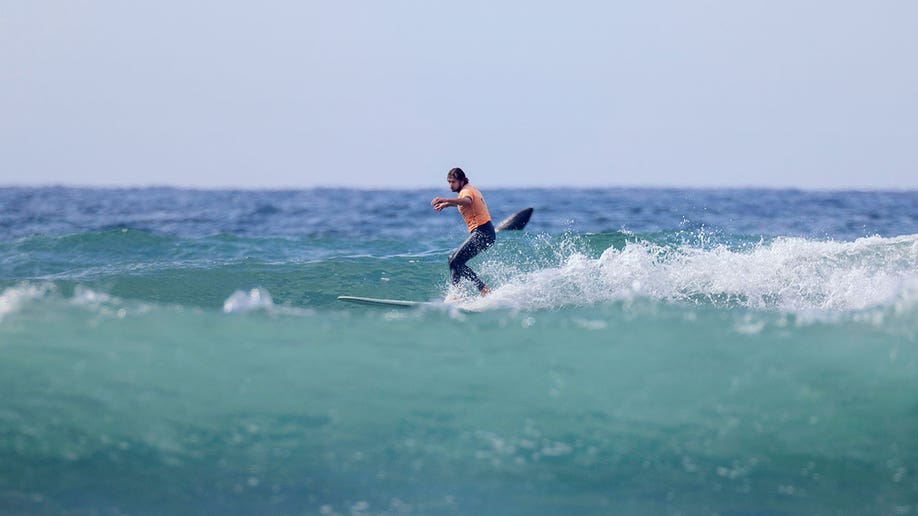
<box><xmin>430</xmin><ymin>167</ymin><xmax>495</xmax><ymax>296</ymax></box>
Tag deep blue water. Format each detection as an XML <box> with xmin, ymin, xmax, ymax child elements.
<box><xmin>1</xmin><ymin>187</ymin><xmax>917</xmax><ymax>514</ymax></box>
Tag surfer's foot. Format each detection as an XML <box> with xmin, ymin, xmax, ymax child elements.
<box><xmin>479</xmin><ymin>286</ymin><xmax>491</xmax><ymax>297</ymax></box>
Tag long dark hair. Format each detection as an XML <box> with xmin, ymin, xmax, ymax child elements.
<box><xmin>447</xmin><ymin>167</ymin><xmax>468</xmax><ymax>186</ymax></box>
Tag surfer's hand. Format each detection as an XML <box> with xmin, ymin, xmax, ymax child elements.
<box><xmin>431</xmin><ymin>197</ymin><xmax>446</xmax><ymax>211</ymax></box>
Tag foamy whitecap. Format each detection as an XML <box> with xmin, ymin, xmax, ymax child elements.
<box><xmin>0</xmin><ymin>283</ymin><xmax>54</xmax><ymax>322</ymax></box>
<box><xmin>72</xmin><ymin>285</ymin><xmax>114</xmax><ymax>305</ymax></box>
<box><xmin>222</xmin><ymin>287</ymin><xmax>275</xmax><ymax>313</ymax></box>
<box><xmin>893</xmin><ymin>277</ymin><xmax>918</xmax><ymax>314</ymax></box>
<box><xmin>471</xmin><ymin>233</ymin><xmax>918</xmax><ymax>314</ymax></box>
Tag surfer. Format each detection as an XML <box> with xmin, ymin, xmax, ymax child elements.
<box><xmin>431</xmin><ymin>167</ymin><xmax>495</xmax><ymax>296</ymax></box>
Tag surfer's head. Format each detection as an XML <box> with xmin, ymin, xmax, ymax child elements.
<box><xmin>447</xmin><ymin>167</ymin><xmax>468</xmax><ymax>192</ymax></box>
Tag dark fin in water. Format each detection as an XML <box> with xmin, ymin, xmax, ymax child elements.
<box><xmin>495</xmin><ymin>207</ymin><xmax>533</xmax><ymax>232</ymax></box>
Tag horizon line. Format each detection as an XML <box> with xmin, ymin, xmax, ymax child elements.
<box><xmin>1</xmin><ymin>182</ymin><xmax>917</xmax><ymax>193</ymax></box>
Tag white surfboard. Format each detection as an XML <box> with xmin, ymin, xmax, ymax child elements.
<box><xmin>337</xmin><ymin>295</ymin><xmax>436</xmax><ymax>308</ymax></box>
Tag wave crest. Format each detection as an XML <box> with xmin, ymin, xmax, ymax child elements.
<box><xmin>223</xmin><ymin>287</ymin><xmax>275</xmax><ymax>313</ymax></box>
<box><xmin>474</xmin><ymin>234</ymin><xmax>918</xmax><ymax>313</ymax></box>
<box><xmin>0</xmin><ymin>283</ymin><xmax>55</xmax><ymax>322</ymax></box>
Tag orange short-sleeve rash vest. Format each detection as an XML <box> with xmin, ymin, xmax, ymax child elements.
<box><xmin>457</xmin><ymin>184</ymin><xmax>492</xmax><ymax>232</ymax></box>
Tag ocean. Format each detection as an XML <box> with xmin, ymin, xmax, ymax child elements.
<box><xmin>1</xmin><ymin>186</ymin><xmax>917</xmax><ymax>515</ymax></box>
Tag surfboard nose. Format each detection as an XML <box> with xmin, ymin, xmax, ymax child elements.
<box><xmin>495</xmin><ymin>207</ymin><xmax>533</xmax><ymax>232</ymax></box>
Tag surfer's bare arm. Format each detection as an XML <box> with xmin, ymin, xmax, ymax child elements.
<box><xmin>431</xmin><ymin>196</ymin><xmax>472</xmax><ymax>211</ymax></box>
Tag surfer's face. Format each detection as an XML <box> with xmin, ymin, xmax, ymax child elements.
<box><xmin>448</xmin><ymin>178</ymin><xmax>463</xmax><ymax>192</ymax></box>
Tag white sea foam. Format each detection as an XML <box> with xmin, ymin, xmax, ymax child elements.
<box><xmin>223</xmin><ymin>287</ymin><xmax>275</xmax><ymax>313</ymax></box>
<box><xmin>0</xmin><ymin>283</ymin><xmax>54</xmax><ymax>323</ymax></box>
<box><xmin>72</xmin><ymin>285</ymin><xmax>114</xmax><ymax>305</ymax></box>
<box><xmin>69</xmin><ymin>286</ymin><xmax>154</xmax><ymax>319</ymax></box>
<box><xmin>466</xmin><ymin>234</ymin><xmax>918</xmax><ymax>314</ymax></box>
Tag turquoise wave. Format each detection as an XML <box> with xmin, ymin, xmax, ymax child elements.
<box><xmin>3</xmin><ymin>230</ymin><xmax>918</xmax><ymax>313</ymax></box>
<box><xmin>1</xmin><ymin>294</ymin><xmax>916</xmax><ymax>514</ymax></box>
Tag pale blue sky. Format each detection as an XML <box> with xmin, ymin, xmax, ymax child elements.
<box><xmin>2</xmin><ymin>1</ymin><xmax>916</xmax><ymax>189</ymax></box>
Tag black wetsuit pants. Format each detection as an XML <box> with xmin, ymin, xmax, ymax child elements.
<box><xmin>448</xmin><ymin>221</ymin><xmax>496</xmax><ymax>291</ymax></box>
